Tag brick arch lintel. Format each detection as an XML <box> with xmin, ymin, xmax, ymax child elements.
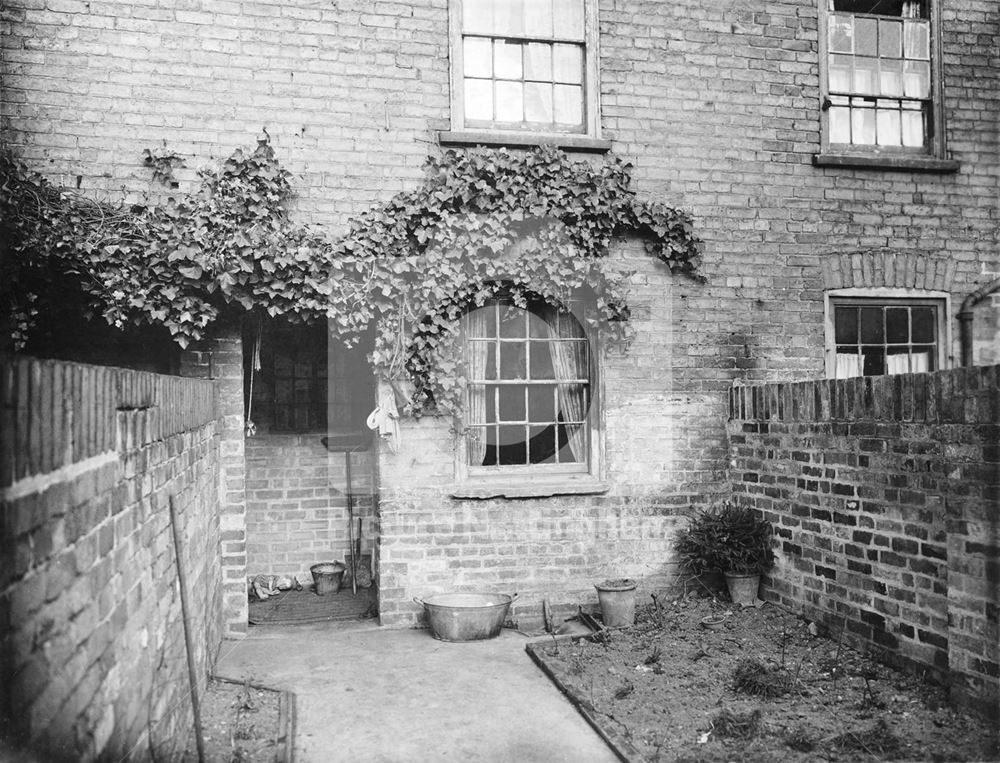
<box><xmin>821</xmin><ymin>249</ymin><xmax>956</xmax><ymax>293</ymax></box>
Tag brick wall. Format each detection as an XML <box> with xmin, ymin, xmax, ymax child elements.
<box><xmin>728</xmin><ymin>366</ymin><xmax>1000</xmax><ymax>718</ymax></box>
<box><xmin>245</xmin><ymin>435</ymin><xmax>375</xmax><ymax>584</ymax></box>
<box><xmin>180</xmin><ymin>328</ymin><xmax>247</xmax><ymax>637</ymax></box>
<box><xmin>2</xmin><ymin>0</ymin><xmax>998</xmax><ymax>636</ymax></box>
<box><xmin>0</xmin><ymin>356</ymin><xmax>224</xmax><ymax>760</ymax></box>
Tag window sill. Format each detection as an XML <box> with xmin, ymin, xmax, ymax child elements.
<box><xmin>438</xmin><ymin>130</ymin><xmax>612</xmax><ymax>153</ymax></box>
<box><xmin>813</xmin><ymin>153</ymin><xmax>960</xmax><ymax>173</ymax></box>
<box><xmin>449</xmin><ymin>475</ymin><xmax>609</xmax><ymax>499</ymax></box>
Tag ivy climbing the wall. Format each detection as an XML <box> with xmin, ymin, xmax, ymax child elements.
<box><xmin>1</xmin><ymin>135</ymin><xmax>702</xmax><ymax>414</ymax></box>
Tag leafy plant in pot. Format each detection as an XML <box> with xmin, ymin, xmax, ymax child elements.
<box><xmin>676</xmin><ymin>503</ymin><xmax>775</xmax><ymax>605</ymax></box>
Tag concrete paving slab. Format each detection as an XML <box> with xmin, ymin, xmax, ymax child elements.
<box><xmin>215</xmin><ymin>623</ymin><xmax>620</xmax><ymax>763</ymax></box>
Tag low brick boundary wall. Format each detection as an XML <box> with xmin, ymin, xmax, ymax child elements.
<box><xmin>728</xmin><ymin>366</ymin><xmax>1000</xmax><ymax>719</ymax></box>
<box><xmin>1</xmin><ymin>356</ymin><xmax>224</xmax><ymax>760</ymax></box>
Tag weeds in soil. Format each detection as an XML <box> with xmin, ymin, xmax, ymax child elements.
<box><xmin>828</xmin><ymin>718</ymin><xmax>901</xmax><ymax>756</ymax></box>
<box><xmin>732</xmin><ymin>658</ymin><xmax>794</xmax><ymax>699</ymax></box>
<box><xmin>784</xmin><ymin>723</ymin><xmax>817</xmax><ymax>752</ymax></box>
<box><xmin>709</xmin><ymin>708</ymin><xmax>763</xmax><ymax>740</ymax></box>
<box><xmin>231</xmin><ymin>679</ymin><xmax>259</xmax><ymax>756</ymax></box>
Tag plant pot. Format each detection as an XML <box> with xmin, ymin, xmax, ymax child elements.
<box><xmin>595</xmin><ymin>578</ymin><xmax>637</xmax><ymax>627</ymax></box>
<box><xmin>310</xmin><ymin>562</ymin><xmax>346</xmax><ymax>595</ymax></box>
<box><xmin>724</xmin><ymin>572</ymin><xmax>760</xmax><ymax>606</ymax></box>
<box><xmin>700</xmin><ymin>614</ymin><xmax>728</xmax><ymax>630</ymax></box>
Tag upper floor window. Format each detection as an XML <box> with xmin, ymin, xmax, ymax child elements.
<box><xmin>449</xmin><ymin>0</ymin><xmax>600</xmax><ymax>139</ymax></box>
<box><xmin>826</xmin><ymin>294</ymin><xmax>947</xmax><ymax>378</ymax></box>
<box><xmin>464</xmin><ymin>297</ymin><xmax>592</xmax><ymax>475</ymax></box>
<box><xmin>819</xmin><ymin>0</ymin><xmax>951</xmax><ymax>166</ymax></box>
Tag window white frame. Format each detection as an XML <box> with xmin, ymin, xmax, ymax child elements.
<box><xmin>451</xmin><ymin>295</ymin><xmax>606</xmax><ymax>498</ymax></box>
<box><xmin>446</xmin><ymin>0</ymin><xmax>602</xmax><ymax>143</ymax></box>
<box><xmin>816</xmin><ymin>0</ymin><xmax>955</xmax><ymax>170</ymax></box>
<box><xmin>824</xmin><ymin>288</ymin><xmax>951</xmax><ymax>378</ymax></box>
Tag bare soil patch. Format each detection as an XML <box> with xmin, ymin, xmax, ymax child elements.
<box><xmin>185</xmin><ymin>678</ymin><xmax>291</xmax><ymax>762</ymax></box>
<box><xmin>530</xmin><ymin>595</ymin><xmax>1000</xmax><ymax>762</ymax></box>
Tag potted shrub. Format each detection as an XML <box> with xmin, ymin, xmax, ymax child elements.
<box><xmin>676</xmin><ymin>503</ymin><xmax>774</xmax><ymax>605</ymax></box>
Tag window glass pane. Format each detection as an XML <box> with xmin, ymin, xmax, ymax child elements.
<box><xmin>829</xmin><ymin>54</ymin><xmax>853</xmax><ymax>91</ymax></box>
<box><xmin>553</xmin><ymin>44</ymin><xmax>583</xmax><ymax>83</ymax></box>
<box><xmin>835</xmin><ymin>306</ymin><xmax>858</xmax><ymax>343</ymax></box>
<box><xmin>524</xmin><ymin>43</ymin><xmax>552</xmax><ymax>80</ymax></box>
<box><xmin>528</xmin><ymin>309</ymin><xmax>552</xmax><ymax>338</ymax></box>
<box><xmin>494</xmin><ymin>40</ymin><xmax>523</xmax><ymax>79</ymax></box>
<box><xmin>464</xmin><ymin>37</ymin><xmax>493</xmax><ymax>77</ymax></box>
<box><xmin>493</xmin><ymin>0</ymin><xmax>524</xmax><ymax>36</ymax></box>
<box><xmin>524</xmin><ymin>0</ymin><xmax>554</xmax><ymax>37</ymax></box>
<box><xmin>498</xmin><ymin>384</ymin><xmax>526</xmax><ymax>421</ymax></box>
<box><xmin>829</xmin><ymin>105</ymin><xmax>852</xmax><ymax>143</ymax></box>
<box><xmin>529</xmin><ymin>341</ymin><xmax>555</xmax><ymax>379</ymax></box>
<box><xmin>464</xmin><ymin>0</ymin><xmax>494</xmax><ymax>34</ymax></box>
<box><xmin>853</xmin><ymin>57</ymin><xmax>879</xmax><ymax>94</ymax></box>
<box><xmin>829</xmin><ymin>16</ymin><xmax>854</xmax><ymax>53</ymax></box>
<box><xmin>528</xmin><ymin>385</ymin><xmax>557</xmax><ymax>421</ymax></box>
<box><xmin>524</xmin><ymin>82</ymin><xmax>554</xmax><ymax>123</ymax></box>
<box><xmin>876</xmin><ymin>107</ymin><xmax>901</xmax><ymax>145</ymax></box>
<box><xmin>554</xmin><ymin>83</ymin><xmax>583</xmax><ymax>125</ymax></box>
<box><xmin>860</xmin><ymin>306</ymin><xmax>884</xmax><ymax>342</ymax></box>
<box><xmin>559</xmin><ymin>424</ymin><xmax>584</xmax><ymax>463</ymax></box>
<box><xmin>855</xmin><ymin>17</ymin><xmax>878</xmax><ymax>56</ymax></box>
<box><xmin>553</xmin><ymin>0</ymin><xmax>585</xmax><ymax>40</ymax></box>
<box><xmin>467</xmin><ymin>427</ymin><xmax>489</xmax><ymax>463</ymax></box>
<box><xmin>499</xmin><ymin>304</ymin><xmax>526</xmax><ymax>337</ymax></box>
<box><xmin>495</xmin><ymin>81</ymin><xmax>524</xmax><ymax>121</ymax></box>
<box><xmin>911</xmin><ymin>307</ymin><xmax>935</xmax><ymax>342</ymax></box>
<box><xmin>862</xmin><ymin>347</ymin><xmax>886</xmax><ymax>376</ymax></box>
<box><xmin>913</xmin><ymin>345</ymin><xmax>936</xmax><ymax>370</ymax></box>
<box><xmin>499</xmin><ymin>341</ymin><xmax>526</xmax><ymax>378</ymax></box>
<box><xmin>885</xmin><ymin>307</ymin><xmax>909</xmax><ymax>342</ymax></box>
<box><xmin>879</xmin><ymin>19</ymin><xmax>902</xmax><ymax>58</ymax></box>
<box><xmin>496</xmin><ymin>426</ymin><xmax>527</xmax><ymax>465</ymax></box>
<box><xmin>483</xmin><ymin>342</ymin><xmax>497</xmax><ymax>379</ymax></box>
<box><xmin>901</xmin><ymin>104</ymin><xmax>925</xmax><ymax>146</ymax></box>
<box><xmin>484</xmin><ymin>385</ymin><xmax>496</xmax><ymax>422</ymax></box>
<box><xmin>903</xmin><ymin>19</ymin><xmax>930</xmax><ymax>59</ymax></box>
<box><xmin>879</xmin><ymin>58</ymin><xmax>903</xmax><ymax>96</ymax></box>
<box><xmin>529</xmin><ymin>425</ymin><xmax>557</xmax><ymax>464</ymax></box>
<box><xmin>903</xmin><ymin>60</ymin><xmax>930</xmax><ymax>98</ymax></box>
<box><xmin>851</xmin><ymin>106</ymin><xmax>876</xmax><ymax>144</ymax></box>
<box><xmin>465</xmin><ymin>78</ymin><xmax>494</xmax><ymax>121</ymax></box>
<box><xmin>557</xmin><ymin>385</ymin><xmax>587</xmax><ymax>422</ymax></box>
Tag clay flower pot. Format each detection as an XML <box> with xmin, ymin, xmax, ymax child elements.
<box><xmin>595</xmin><ymin>578</ymin><xmax>638</xmax><ymax>627</ymax></box>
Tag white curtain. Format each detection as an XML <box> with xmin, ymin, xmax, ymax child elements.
<box><xmin>836</xmin><ymin>353</ymin><xmax>863</xmax><ymax>379</ymax></box>
<box><xmin>887</xmin><ymin>352</ymin><xmax>929</xmax><ymax>375</ymax></box>
<box><xmin>467</xmin><ymin>309</ymin><xmax>489</xmax><ymax>466</ymax></box>
<box><xmin>542</xmin><ymin>306</ymin><xmax>587</xmax><ymax>463</ymax></box>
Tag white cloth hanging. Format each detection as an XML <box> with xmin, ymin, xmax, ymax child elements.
<box><xmin>366</xmin><ymin>386</ymin><xmax>400</xmax><ymax>454</ymax></box>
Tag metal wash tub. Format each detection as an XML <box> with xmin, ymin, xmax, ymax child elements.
<box><xmin>413</xmin><ymin>593</ymin><xmax>519</xmax><ymax>642</ymax></box>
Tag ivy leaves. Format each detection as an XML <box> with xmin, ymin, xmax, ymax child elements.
<box><xmin>1</xmin><ymin>138</ymin><xmax>703</xmax><ymax>415</ymax></box>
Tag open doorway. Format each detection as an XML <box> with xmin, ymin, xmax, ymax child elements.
<box><xmin>241</xmin><ymin>318</ymin><xmax>378</xmax><ymax>626</ymax></box>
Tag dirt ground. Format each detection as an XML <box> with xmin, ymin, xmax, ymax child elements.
<box><xmin>532</xmin><ymin>594</ymin><xmax>1000</xmax><ymax>762</ymax></box>
<box><xmin>186</xmin><ymin>678</ymin><xmax>287</xmax><ymax>762</ymax></box>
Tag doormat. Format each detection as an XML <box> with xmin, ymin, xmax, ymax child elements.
<box><xmin>249</xmin><ymin>586</ymin><xmax>378</xmax><ymax>626</ymax></box>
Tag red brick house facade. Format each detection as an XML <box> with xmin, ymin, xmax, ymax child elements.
<box><xmin>3</xmin><ymin>0</ymin><xmax>998</xmax><ymax>630</ymax></box>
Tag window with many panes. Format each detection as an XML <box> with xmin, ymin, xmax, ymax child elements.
<box><xmin>828</xmin><ymin>296</ymin><xmax>946</xmax><ymax>378</ymax></box>
<box><xmin>821</xmin><ymin>0</ymin><xmax>946</xmax><ymax>159</ymax></box>
<box><xmin>464</xmin><ymin>297</ymin><xmax>592</xmax><ymax>474</ymax></box>
<box><xmin>449</xmin><ymin>0</ymin><xmax>599</xmax><ymax>138</ymax></box>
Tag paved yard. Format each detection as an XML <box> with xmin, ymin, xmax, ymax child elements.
<box><xmin>215</xmin><ymin>622</ymin><xmax>619</xmax><ymax>763</ymax></box>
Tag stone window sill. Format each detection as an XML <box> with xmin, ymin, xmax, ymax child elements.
<box><xmin>438</xmin><ymin>130</ymin><xmax>612</xmax><ymax>153</ymax></box>
<box><xmin>813</xmin><ymin>153</ymin><xmax>960</xmax><ymax>173</ymax></box>
<box><xmin>449</xmin><ymin>475</ymin><xmax>609</xmax><ymax>499</ymax></box>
